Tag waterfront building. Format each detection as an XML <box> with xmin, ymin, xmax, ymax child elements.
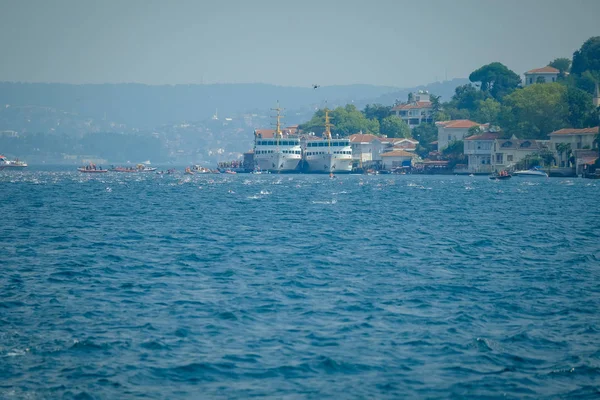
<box><xmin>463</xmin><ymin>132</ymin><xmax>500</xmax><ymax>173</ymax></box>
<box><xmin>349</xmin><ymin>133</ymin><xmax>384</xmax><ymax>163</ymax></box>
<box><xmin>380</xmin><ymin>150</ymin><xmax>417</xmax><ymax>170</ymax></box>
<box><xmin>490</xmin><ymin>136</ymin><xmax>550</xmax><ymax>171</ymax></box>
<box><xmin>524</xmin><ymin>66</ymin><xmax>560</xmax><ymax>86</ymax></box>
<box><xmin>549</xmin><ymin>127</ymin><xmax>599</xmax><ymax>174</ymax></box>
<box><xmin>391</xmin><ymin>91</ymin><xmax>433</xmax><ymax>129</ymax></box>
<box><xmin>549</xmin><ymin>127</ymin><xmax>598</xmax><ymax>154</ymax></box>
<box><xmin>436</xmin><ymin>119</ymin><xmax>485</xmax><ymax>152</ymax></box>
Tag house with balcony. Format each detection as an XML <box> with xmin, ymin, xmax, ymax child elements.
<box><xmin>524</xmin><ymin>66</ymin><xmax>560</xmax><ymax>86</ymax></box>
<box><xmin>490</xmin><ymin>136</ymin><xmax>550</xmax><ymax>172</ymax></box>
<box><xmin>391</xmin><ymin>91</ymin><xmax>433</xmax><ymax>129</ymax></box>
<box><xmin>549</xmin><ymin>127</ymin><xmax>599</xmax><ymax>174</ymax></box>
<box><xmin>463</xmin><ymin>132</ymin><xmax>500</xmax><ymax>173</ymax></box>
<box><xmin>436</xmin><ymin>120</ymin><xmax>485</xmax><ymax>152</ymax></box>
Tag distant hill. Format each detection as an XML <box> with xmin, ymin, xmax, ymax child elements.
<box><xmin>358</xmin><ymin>78</ymin><xmax>470</xmax><ymax>108</ymax></box>
<box><xmin>0</xmin><ymin>80</ymin><xmax>468</xmax><ymax>132</ymax></box>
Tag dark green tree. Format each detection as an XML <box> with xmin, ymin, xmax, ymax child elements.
<box><xmin>572</xmin><ymin>36</ymin><xmax>600</xmax><ymax>76</ymax></box>
<box><xmin>412</xmin><ymin>123</ymin><xmax>438</xmax><ymax>157</ymax></box>
<box><xmin>450</xmin><ymin>84</ymin><xmax>486</xmax><ymax>111</ymax></box>
<box><xmin>549</xmin><ymin>57</ymin><xmax>571</xmax><ymax>73</ymax></box>
<box><xmin>363</xmin><ymin>104</ymin><xmax>392</xmax><ymax>125</ymax></box>
<box><xmin>469</xmin><ymin>62</ymin><xmax>521</xmax><ymax>100</ymax></box>
<box><xmin>442</xmin><ymin>140</ymin><xmax>468</xmax><ymax>168</ymax></box>
<box><xmin>498</xmin><ymin>82</ymin><xmax>568</xmax><ymax>139</ymax></box>
<box><xmin>380</xmin><ymin>116</ymin><xmax>411</xmax><ymax>138</ymax></box>
<box><xmin>473</xmin><ymin>98</ymin><xmax>501</xmax><ymax>125</ymax></box>
<box><xmin>563</xmin><ymin>86</ymin><xmax>599</xmax><ymax>128</ymax></box>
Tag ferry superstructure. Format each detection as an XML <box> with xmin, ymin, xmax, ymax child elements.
<box><xmin>253</xmin><ymin>104</ymin><xmax>302</xmax><ymax>173</ymax></box>
<box><xmin>303</xmin><ymin>110</ymin><xmax>352</xmax><ymax>173</ymax></box>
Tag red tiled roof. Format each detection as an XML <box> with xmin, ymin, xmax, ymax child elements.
<box><xmin>381</xmin><ymin>150</ymin><xmax>415</xmax><ymax>157</ymax></box>
<box><xmin>391</xmin><ymin>101</ymin><xmax>432</xmax><ymax>111</ymax></box>
<box><xmin>525</xmin><ymin>66</ymin><xmax>560</xmax><ymax>74</ymax></box>
<box><xmin>437</xmin><ymin>119</ymin><xmax>481</xmax><ymax>129</ymax></box>
<box><xmin>550</xmin><ymin>127</ymin><xmax>599</xmax><ymax>135</ymax></box>
<box><xmin>349</xmin><ymin>133</ymin><xmax>380</xmax><ymax>143</ymax></box>
<box><xmin>464</xmin><ymin>132</ymin><xmax>500</xmax><ymax>141</ymax></box>
<box><xmin>495</xmin><ymin>139</ymin><xmax>547</xmax><ymax>150</ymax></box>
<box><xmin>381</xmin><ymin>137</ymin><xmax>419</xmax><ymax>145</ymax></box>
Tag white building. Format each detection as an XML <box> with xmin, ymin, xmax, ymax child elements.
<box><xmin>463</xmin><ymin>132</ymin><xmax>500</xmax><ymax>173</ymax></box>
<box><xmin>524</xmin><ymin>66</ymin><xmax>560</xmax><ymax>86</ymax></box>
<box><xmin>381</xmin><ymin>137</ymin><xmax>419</xmax><ymax>152</ymax></box>
<box><xmin>549</xmin><ymin>127</ymin><xmax>599</xmax><ymax>153</ymax></box>
<box><xmin>391</xmin><ymin>91</ymin><xmax>433</xmax><ymax>129</ymax></box>
<box><xmin>490</xmin><ymin>136</ymin><xmax>550</xmax><ymax>171</ymax></box>
<box><xmin>436</xmin><ymin>120</ymin><xmax>485</xmax><ymax>152</ymax></box>
<box><xmin>349</xmin><ymin>133</ymin><xmax>384</xmax><ymax>163</ymax></box>
<box><xmin>549</xmin><ymin>127</ymin><xmax>599</xmax><ymax>173</ymax></box>
<box><xmin>380</xmin><ymin>150</ymin><xmax>417</xmax><ymax>170</ymax></box>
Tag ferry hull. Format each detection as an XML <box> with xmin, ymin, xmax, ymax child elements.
<box><xmin>306</xmin><ymin>154</ymin><xmax>353</xmax><ymax>174</ymax></box>
<box><xmin>255</xmin><ymin>153</ymin><xmax>301</xmax><ymax>173</ymax></box>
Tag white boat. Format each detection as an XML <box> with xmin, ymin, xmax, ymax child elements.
<box><xmin>191</xmin><ymin>165</ymin><xmax>212</xmax><ymax>173</ymax></box>
<box><xmin>512</xmin><ymin>168</ymin><xmax>548</xmax><ymax>177</ymax></box>
<box><xmin>0</xmin><ymin>155</ymin><xmax>28</xmax><ymax>169</ymax></box>
<box><xmin>253</xmin><ymin>103</ymin><xmax>302</xmax><ymax>173</ymax></box>
<box><xmin>303</xmin><ymin>110</ymin><xmax>352</xmax><ymax>174</ymax></box>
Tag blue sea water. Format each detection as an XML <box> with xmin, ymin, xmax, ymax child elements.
<box><xmin>1</xmin><ymin>169</ymin><xmax>600</xmax><ymax>399</ymax></box>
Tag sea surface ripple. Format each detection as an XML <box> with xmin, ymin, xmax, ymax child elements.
<box><xmin>1</xmin><ymin>169</ymin><xmax>600</xmax><ymax>399</ymax></box>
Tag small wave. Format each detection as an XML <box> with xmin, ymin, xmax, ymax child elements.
<box><xmin>312</xmin><ymin>199</ymin><xmax>337</xmax><ymax>204</ymax></box>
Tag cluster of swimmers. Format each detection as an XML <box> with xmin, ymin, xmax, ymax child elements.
<box><xmin>82</xmin><ymin>164</ymin><xmax>104</xmax><ymax>170</ymax></box>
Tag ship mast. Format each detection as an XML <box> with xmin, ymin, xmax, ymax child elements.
<box><xmin>324</xmin><ymin>108</ymin><xmax>332</xmax><ymax>150</ymax></box>
<box><xmin>271</xmin><ymin>101</ymin><xmax>283</xmax><ymax>150</ymax></box>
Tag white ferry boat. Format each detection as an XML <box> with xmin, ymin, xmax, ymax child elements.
<box><xmin>0</xmin><ymin>155</ymin><xmax>28</xmax><ymax>169</ymax></box>
<box><xmin>253</xmin><ymin>104</ymin><xmax>302</xmax><ymax>173</ymax></box>
<box><xmin>303</xmin><ymin>110</ymin><xmax>352</xmax><ymax>174</ymax></box>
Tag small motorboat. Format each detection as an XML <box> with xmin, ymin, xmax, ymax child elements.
<box><xmin>489</xmin><ymin>170</ymin><xmax>511</xmax><ymax>180</ymax></box>
<box><xmin>489</xmin><ymin>173</ymin><xmax>511</xmax><ymax>180</ymax></box>
<box><xmin>512</xmin><ymin>168</ymin><xmax>548</xmax><ymax>178</ymax></box>
<box><xmin>78</xmin><ymin>167</ymin><xmax>108</xmax><ymax>173</ymax></box>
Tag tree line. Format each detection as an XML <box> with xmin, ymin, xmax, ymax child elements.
<box><xmin>299</xmin><ymin>36</ymin><xmax>600</xmax><ymax>157</ymax></box>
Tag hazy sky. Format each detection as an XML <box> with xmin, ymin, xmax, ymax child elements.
<box><xmin>0</xmin><ymin>0</ymin><xmax>598</xmax><ymax>87</ymax></box>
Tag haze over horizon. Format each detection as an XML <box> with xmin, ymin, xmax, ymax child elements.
<box><xmin>0</xmin><ymin>0</ymin><xmax>599</xmax><ymax>88</ymax></box>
